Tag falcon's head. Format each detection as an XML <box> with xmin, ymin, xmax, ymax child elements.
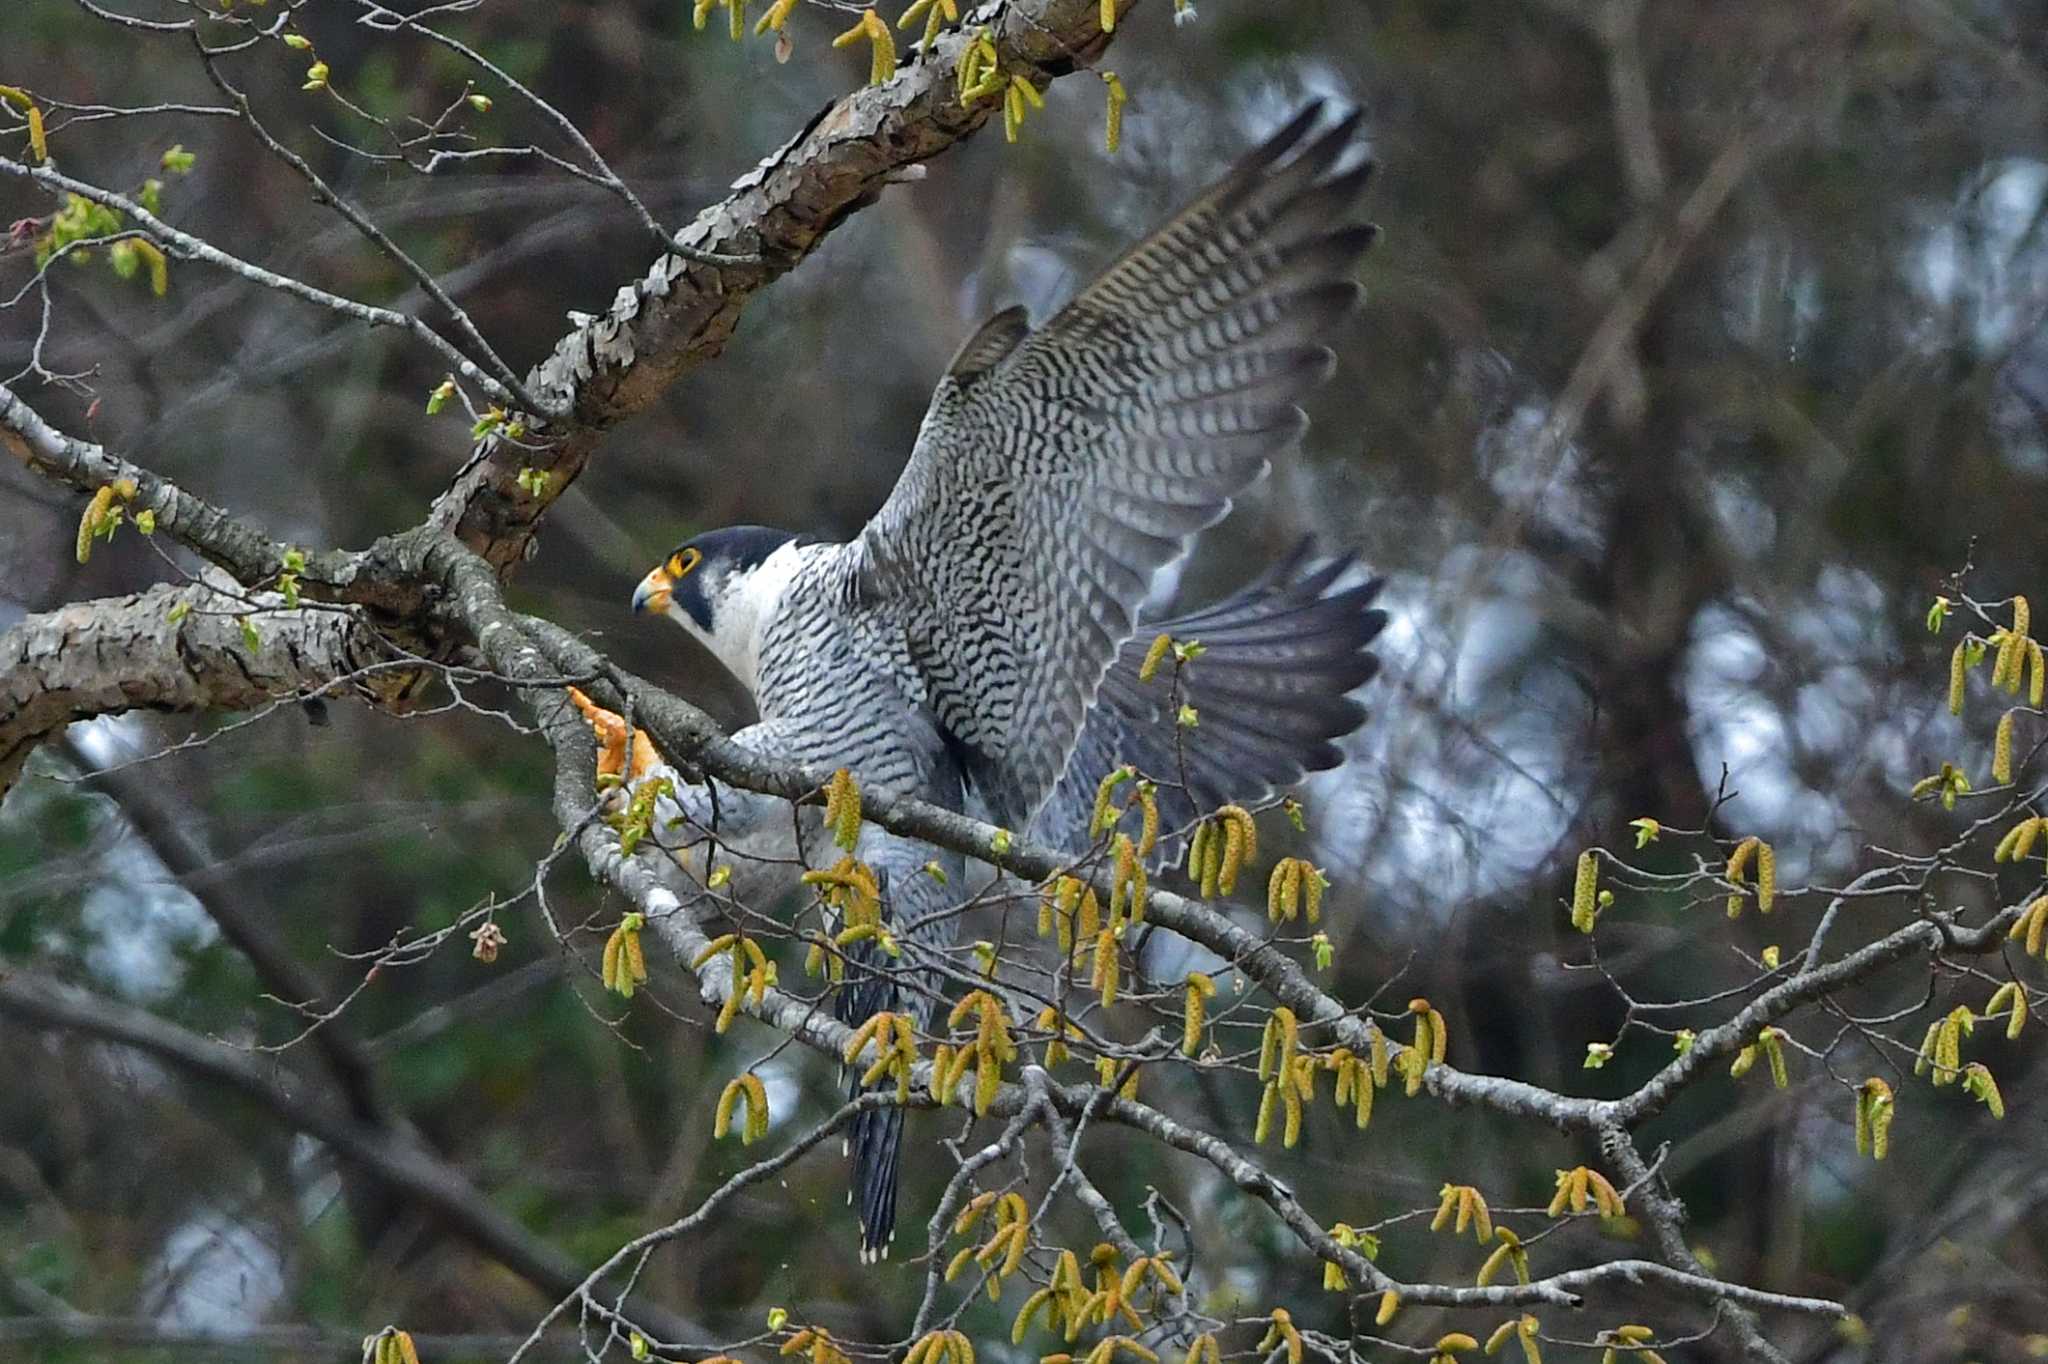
<box><xmin>632</xmin><ymin>525</ymin><xmax>802</xmax><ymax>690</ymax></box>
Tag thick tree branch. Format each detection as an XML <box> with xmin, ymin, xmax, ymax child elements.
<box><xmin>0</xmin><ymin>580</ymin><xmax>404</xmax><ymax>795</ymax></box>
<box><xmin>428</xmin><ymin>0</ymin><xmax>1137</xmax><ymax>575</ymax></box>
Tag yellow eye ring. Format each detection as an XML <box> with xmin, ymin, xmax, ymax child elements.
<box><xmin>668</xmin><ymin>546</ymin><xmax>703</xmax><ymax>578</ymax></box>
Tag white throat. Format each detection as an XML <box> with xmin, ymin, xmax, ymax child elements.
<box><xmin>670</xmin><ymin>539</ymin><xmax>805</xmax><ymax>695</ymax></box>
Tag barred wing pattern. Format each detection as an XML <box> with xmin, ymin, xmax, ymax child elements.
<box><xmin>1033</xmin><ymin>544</ymin><xmax>1387</xmax><ymax>858</ymax></box>
<box><xmin>850</xmin><ymin>104</ymin><xmax>1377</xmax><ymax>830</ymax></box>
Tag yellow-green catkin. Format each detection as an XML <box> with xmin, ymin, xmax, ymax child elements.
<box><xmin>832</xmin><ymin>9</ymin><xmax>896</xmax><ymax>85</ymax></box>
<box><xmin>1139</xmin><ymin>632</ymin><xmax>1172</xmax><ymax>682</ymax></box>
<box><xmin>1268</xmin><ymin>858</ymin><xmax>1302</xmax><ymax>923</ymax></box>
<box><xmin>1856</xmin><ymin>1078</ymin><xmax>1893</xmax><ymax>1159</ymax></box>
<box><xmin>1182</xmin><ymin>973</ymin><xmax>1214</xmax><ymax>1055</ymax></box>
<box><xmin>1570</xmin><ymin>850</ymin><xmax>1598</xmax><ymax>933</ymax></box>
<box><xmin>76</xmin><ymin>484</ymin><xmax>118</xmax><ymax>563</ymax></box>
<box><xmin>1101</xmin><ymin>72</ymin><xmax>1127</xmax><ymax>153</ymax></box>
<box><xmin>1191</xmin><ymin>821</ymin><xmax>1220</xmax><ymax>899</ymax></box>
<box><xmin>1091</xmin><ymin>765</ymin><xmax>1133</xmax><ymax>838</ymax></box>
<box><xmin>1995</xmin><ymin>630</ymin><xmax>2021</xmax><ymax>693</ymax></box>
<box><xmin>1725</xmin><ymin>836</ymin><xmax>1759</xmax><ymax>918</ymax></box>
<box><xmin>823</xmin><ymin>769</ymin><xmax>861</xmax><ymax>851</ymax></box>
<box><xmin>730</xmin><ymin>1074</ymin><xmax>770</xmax><ymax>1142</ymax></box>
<box><xmin>1995</xmin><ymin>817</ymin><xmax>2042</xmax><ymax>863</ymax></box>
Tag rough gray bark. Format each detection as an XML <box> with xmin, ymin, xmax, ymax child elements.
<box><xmin>0</xmin><ymin>579</ymin><xmax>399</xmax><ymax>793</ymax></box>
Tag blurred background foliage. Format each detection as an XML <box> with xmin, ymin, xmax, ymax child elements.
<box><xmin>4</xmin><ymin>0</ymin><xmax>2048</xmax><ymax>1359</ymax></box>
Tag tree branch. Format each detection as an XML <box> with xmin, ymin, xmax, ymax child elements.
<box><xmin>0</xmin><ymin>156</ymin><xmax>529</xmax><ymax>410</ymax></box>
<box><xmin>0</xmin><ymin>580</ymin><xmax>406</xmax><ymax>795</ymax></box>
<box><xmin>426</xmin><ymin>0</ymin><xmax>1137</xmax><ymax>575</ymax></box>
<box><xmin>0</xmin><ymin>380</ymin><xmax>324</xmax><ymax>588</ymax></box>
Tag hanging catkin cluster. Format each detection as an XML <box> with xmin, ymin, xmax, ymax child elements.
<box><xmin>935</xmin><ymin>990</ymin><xmax>1016</xmax><ymax>1115</ymax></box>
<box><xmin>713</xmin><ymin>1072</ymin><xmax>770</xmax><ymax>1144</ymax></box>
<box><xmin>1188</xmin><ymin>805</ymin><xmax>1258</xmax><ymax>897</ymax></box>
<box><xmin>843</xmin><ymin>1009</ymin><xmax>918</xmax><ymax>1103</ymax></box>
<box><xmin>692</xmin><ymin>933</ymin><xmax>773</xmax><ymax>1032</ymax></box>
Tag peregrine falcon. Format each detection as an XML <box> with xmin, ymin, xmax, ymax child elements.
<box><xmin>628</xmin><ymin>102</ymin><xmax>1386</xmax><ymax>1259</ymax></box>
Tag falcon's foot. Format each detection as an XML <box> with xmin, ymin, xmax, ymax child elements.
<box><xmin>565</xmin><ymin>687</ymin><xmax>663</xmax><ymax>785</ymax></box>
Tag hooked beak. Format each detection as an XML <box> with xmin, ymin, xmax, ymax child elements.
<box><xmin>632</xmin><ymin>566</ymin><xmax>673</xmax><ymax>615</ymax></box>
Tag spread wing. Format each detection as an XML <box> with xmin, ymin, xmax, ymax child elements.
<box><xmin>1033</xmin><ymin>544</ymin><xmax>1387</xmax><ymax>857</ymax></box>
<box><xmin>849</xmin><ymin>103</ymin><xmax>1377</xmax><ymax>829</ymax></box>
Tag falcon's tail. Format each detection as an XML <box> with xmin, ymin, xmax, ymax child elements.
<box><xmin>1038</xmin><ymin>542</ymin><xmax>1387</xmax><ymax>859</ymax></box>
<box><xmin>847</xmin><ymin>1096</ymin><xmax>903</xmax><ymax>1263</ymax></box>
<box><xmin>837</xmin><ymin>934</ymin><xmax>912</xmax><ymax>1264</ymax></box>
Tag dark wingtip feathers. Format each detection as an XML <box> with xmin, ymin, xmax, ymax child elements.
<box><xmin>1217</xmin><ymin>101</ymin><xmax>1375</xmax><ymax>225</ymax></box>
<box><xmin>1233</xmin><ymin>100</ymin><xmax>1333</xmax><ymax>185</ymax></box>
<box><xmin>1155</xmin><ymin>542</ymin><xmax>1389</xmax><ymax>784</ymax></box>
<box><xmin>1048</xmin><ymin>542</ymin><xmax>1391</xmax><ymax>861</ymax></box>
